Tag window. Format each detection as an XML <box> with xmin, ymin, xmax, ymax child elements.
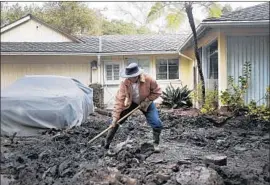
<box><xmin>105</xmin><ymin>64</ymin><xmax>120</xmax><ymax>81</ymax></box>
<box><xmin>126</xmin><ymin>58</ymin><xmax>150</xmax><ymax>74</ymax></box>
<box><xmin>156</xmin><ymin>58</ymin><xmax>179</xmax><ymax>80</ymax></box>
<box><xmin>207</xmin><ymin>41</ymin><xmax>218</xmax><ymax>79</ymax></box>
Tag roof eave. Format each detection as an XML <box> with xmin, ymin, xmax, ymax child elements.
<box><xmin>178</xmin><ymin>20</ymin><xmax>269</xmax><ymax>51</ymax></box>
<box><xmin>1</xmin><ymin>50</ymin><xmax>179</xmax><ymax>56</ymax></box>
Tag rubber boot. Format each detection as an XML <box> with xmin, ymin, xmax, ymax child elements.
<box><xmin>102</xmin><ymin>125</ymin><xmax>119</xmax><ymax>149</ymax></box>
<box><xmin>153</xmin><ymin>128</ymin><xmax>162</xmax><ymax>152</ymax></box>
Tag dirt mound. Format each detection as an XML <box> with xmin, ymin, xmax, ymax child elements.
<box><xmin>1</xmin><ymin>111</ymin><xmax>269</xmax><ymax>185</ymax></box>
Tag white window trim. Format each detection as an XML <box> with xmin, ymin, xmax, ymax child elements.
<box><xmin>104</xmin><ymin>62</ymin><xmax>120</xmax><ymax>84</ymax></box>
<box><xmin>156</xmin><ymin>58</ymin><xmax>179</xmax><ymax>80</ymax></box>
<box><xmin>124</xmin><ymin>57</ymin><xmax>151</xmax><ymax>74</ymax></box>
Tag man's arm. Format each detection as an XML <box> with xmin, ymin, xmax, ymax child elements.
<box><xmin>147</xmin><ymin>78</ymin><xmax>162</xmax><ymax>101</ymax></box>
<box><xmin>112</xmin><ymin>82</ymin><xmax>126</xmax><ymax>120</ymax></box>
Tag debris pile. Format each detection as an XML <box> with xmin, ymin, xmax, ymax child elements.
<box><xmin>1</xmin><ymin>110</ymin><xmax>269</xmax><ymax>185</ymax></box>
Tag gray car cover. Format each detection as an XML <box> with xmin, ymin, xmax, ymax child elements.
<box><xmin>1</xmin><ymin>75</ymin><xmax>94</xmax><ymax>136</ymax></box>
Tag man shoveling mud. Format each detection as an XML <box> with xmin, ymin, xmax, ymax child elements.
<box><xmin>102</xmin><ymin>63</ymin><xmax>163</xmax><ymax>152</ymax></box>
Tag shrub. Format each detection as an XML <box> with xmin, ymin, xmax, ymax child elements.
<box><xmin>247</xmin><ymin>100</ymin><xmax>270</xmax><ymax>121</ymax></box>
<box><xmin>201</xmin><ymin>88</ymin><xmax>219</xmax><ymax>114</ymax></box>
<box><xmin>191</xmin><ymin>82</ymin><xmax>218</xmax><ymax>114</ymax></box>
<box><xmin>161</xmin><ymin>83</ymin><xmax>193</xmax><ymax>109</ymax></box>
<box><xmin>220</xmin><ymin>62</ymin><xmax>251</xmax><ymax>112</ymax></box>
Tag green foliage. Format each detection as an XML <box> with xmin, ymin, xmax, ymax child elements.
<box><xmin>191</xmin><ymin>82</ymin><xmax>218</xmax><ymax>114</ymax></box>
<box><xmin>165</xmin><ymin>11</ymin><xmax>185</xmax><ymax>30</ymax></box>
<box><xmin>1</xmin><ymin>2</ymin><xmax>153</xmax><ymax>35</ymax></box>
<box><xmin>102</xmin><ymin>19</ymin><xmax>151</xmax><ymax>35</ymax></box>
<box><xmin>161</xmin><ymin>83</ymin><xmax>193</xmax><ymax>109</ymax></box>
<box><xmin>247</xmin><ymin>100</ymin><xmax>270</xmax><ymax>121</ymax></box>
<box><xmin>208</xmin><ymin>3</ymin><xmax>222</xmax><ymax>18</ymax></box>
<box><xmin>147</xmin><ymin>2</ymin><xmax>165</xmax><ymax>23</ymax></box>
<box><xmin>201</xmin><ymin>89</ymin><xmax>219</xmax><ymax>114</ymax></box>
<box><xmin>220</xmin><ymin>62</ymin><xmax>252</xmax><ymax>111</ymax></box>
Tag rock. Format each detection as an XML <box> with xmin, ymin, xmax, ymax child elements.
<box><xmin>59</xmin><ymin>160</ymin><xmax>71</xmax><ymax>176</ymax></box>
<box><xmin>117</xmin><ymin>162</ymin><xmax>127</xmax><ymax>170</ymax></box>
<box><xmin>27</xmin><ymin>153</ymin><xmax>38</xmax><ymax>160</ymax></box>
<box><xmin>49</xmin><ymin>165</ymin><xmax>57</xmax><ymax>176</ymax></box>
<box><xmin>156</xmin><ymin>173</ymin><xmax>171</xmax><ymax>182</ymax></box>
<box><xmin>113</xmin><ymin>136</ymin><xmax>133</xmax><ymax>154</ymax></box>
<box><xmin>16</xmin><ymin>156</ymin><xmax>24</xmax><ymax>164</ymax></box>
<box><xmin>234</xmin><ymin>146</ymin><xmax>247</xmax><ymax>152</ymax></box>
<box><xmin>204</xmin><ymin>155</ymin><xmax>227</xmax><ymax>166</ymax></box>
<box><xmin>167</xmin><ymin>164</ymin><xmax>179</xmax><ymax>172</ymax></box>
<box><xmin>119</xmin><ymin>175</ymin><xmax>138</xmax><ymax>185</ymax></box>
<box><xmin>146</xmin><ymin>156</ymin><xmax>164</xmax><ymax>164</ymax></box>
<box><xmin>176</xmin><ymin>166</ymin><xmax>224</xmax><ymax>185</ymax></box>
<box><xmin>177</xmin><ymin>160</ymin><xmax>192</xmax><ymax>166</ymax></box>
<box><xmin>39</xmin><ymin>150</ymin><xmax>51</xmax><ymax>160</ymax></box>
<box><xmin>140</xmin><ymin>142</ymin><xmax>154</xmax><ymax>153</ymax></box>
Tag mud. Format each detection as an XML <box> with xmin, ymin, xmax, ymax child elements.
<box><xmin>1</xmin><ymin>110</ymin><xmax>269</xmax><ymax>185</ymax></box>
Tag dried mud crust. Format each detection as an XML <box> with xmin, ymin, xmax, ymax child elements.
<box><xmin>1</xmin><ymin>110</ymin><xmax>269</xmax><ymax>185</ymax></box>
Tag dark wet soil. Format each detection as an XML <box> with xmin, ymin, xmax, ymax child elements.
<box><xmin>1</xmin><ymin>110</ymin><xmax>269</xmax><ymax>185</ymax></box>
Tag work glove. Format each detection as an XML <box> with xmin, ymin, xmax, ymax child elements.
<box><xmin>110</xmin><ymin>118</ymin><xmax>118</xmax><ymax>128</ymax></box>
<box><xmin>140</xmin><ymin>98</ymin><xmax>152</xmax><ymax>112</ymax></box>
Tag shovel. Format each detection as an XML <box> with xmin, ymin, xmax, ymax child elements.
<box><xmin>87</xmin><ymin>106</ymin><xmax>140</xmax><ymax>145</ymax></box>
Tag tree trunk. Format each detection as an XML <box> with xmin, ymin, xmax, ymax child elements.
<box><xmin>185</xmin><ymin>3</ymin><xmax>206</xmax><ymax>105</ymax></box>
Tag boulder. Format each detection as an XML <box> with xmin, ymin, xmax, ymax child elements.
<box><xmin>176</xmin><ymin>166</ymin><xmax>224</xmax><ymax>185</ymax></box>
<box><xmin>204</xmin><ymin>154</ymin><xmax>227</xmax><ymax>166</ymax></box>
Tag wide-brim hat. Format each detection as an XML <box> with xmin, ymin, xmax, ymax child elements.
<box><xmin>120</xmin><ymin>62</ymin><xmax>144</xmax><ymax>78</ymax></box>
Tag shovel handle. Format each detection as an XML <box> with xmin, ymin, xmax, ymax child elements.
<box><xmin>87</xmin><ymin>106</ymin><xmax>140</xmax><ymax>144</ymax></box>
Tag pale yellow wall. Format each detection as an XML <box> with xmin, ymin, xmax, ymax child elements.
<box><xmin>179</xmin><ymin>57</ymin><xmax>193</xmax><ymax>90</ymax></box>
<box><xmin>1</xmin><ymin>55</ymin><xmax>95</xmax><ymax>89</ymax></box>
<box><xmin>1</xmin><ymin>19</ymin><xmax>73</xmax><ymax>42</ymax></box>
<box><xmin>218</xmin><ymin>31</ymin><xmax>227</xmax><ymax>106</ymax></box>
<box><xmin>182</xmin><ymin>30</ymin><xmax>219</xmax><ymax>59</ymax></box>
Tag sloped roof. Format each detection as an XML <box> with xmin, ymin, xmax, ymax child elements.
<box><xmin>80</xmin><ymin>34</ymin><xmax>188</xmax><ymax>53</ymax></box>
<box><xmin>1</xmin><ymin>42</ymin><xmax>100</xmax><ymax>53</ymax></box>
<box><xmin>204</xmin><ymin>2</ymin><xmax>269</xmax><ymax>22</ymax></box>
<box><xmin>1</xmin><ymin>13</ymin><xmax>188</xmax><ymax>54</ymax></box>
<box><xmin>1</xmin><ymin>34</ymin><xmax>188</xmax><ymax>54</ymax></box>
<box><xmin>178</xmin><ymin>3</ymin><xmax>270</xmax><ymax>51</ymax></box>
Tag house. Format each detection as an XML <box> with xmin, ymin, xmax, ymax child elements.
<box><xmin>1</xmin><ymin>14</ymin><xmax>193</xmax><ymax>109</ymax></box>
<box><xmin>2</xmin><ymin>2</ymin><xmax>268</xmax><ymax>109</ymax></box>
<box><xmin>179</xmin><ymin>2</ymin><xmax>270</xmax><ymax>106</ymax></box>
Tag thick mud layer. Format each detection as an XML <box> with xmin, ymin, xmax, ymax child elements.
<box><xmin>1</xmin><ymin>110</ymin><xmax>269</xmax><ymax>185</ymax></box>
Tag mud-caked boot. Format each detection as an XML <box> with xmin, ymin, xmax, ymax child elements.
<box><xmin>153</xmin><ymin>128</ymin><xmax>162</xmax><ymax>153</ymax></box>
<box><xmin>102</xmin><ymin>125</ymin><xmax>119</xmax><ymax>150</ymax></box>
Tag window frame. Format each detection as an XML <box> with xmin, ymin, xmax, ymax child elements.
<box><xmin>124</xmin><ymin>57</ymin><xmax>151</xmax><ymax>74</ymax></box>
<box><xmin>104</xmin><ymin>62</ymin><xmax>120</xmax><ymax>84</ymax></box>
<box><xmin>156</xmin><ymin>58</ymin><xmax>179</xmax><ymax>80</ymax></box>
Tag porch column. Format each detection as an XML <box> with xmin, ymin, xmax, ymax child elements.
<box><xmin>218</xmin><ymin>31</ymin><xmax>227</xmax><ymax>107</ymax></box>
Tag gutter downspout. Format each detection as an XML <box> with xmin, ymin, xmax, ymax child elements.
<box><xmin>98</xmin><ymin>36</ymin><xmax>102</xmax><ymax>85</ymax></box>
<box><xmin>178</xmin><ymin>51</ymin><xmax>193</xmax><ymax>61</ymax></box>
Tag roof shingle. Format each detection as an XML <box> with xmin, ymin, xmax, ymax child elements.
<box><xmin>204</xmin><ymin>2</ymin><xmax>269</xmax><ymax>22</ymax></box>
<box><xmin>1</xmin><ymin>34</ymin><xmax>188</xmax><ymax>54</ymax></box>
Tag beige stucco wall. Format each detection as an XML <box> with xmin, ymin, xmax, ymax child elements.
<box><xmin>99</xmin><ymin>54</ymin><xmax>193</xmax><ymax>109</ymax></box>
<box><xmin>1</xmin><ymin>19</ymin><xmax>73</xmax><ymax>42</ymax></box>
<box><xmin>1</xmin><ymin>55</ymin><xmax>95</xmax><ymax>89</ymax></box>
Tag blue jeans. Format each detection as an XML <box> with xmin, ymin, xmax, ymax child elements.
<box><xmin>116</xmin><ymin>102</ymin><xmax>163</xmax><ymax>129</ymax></box>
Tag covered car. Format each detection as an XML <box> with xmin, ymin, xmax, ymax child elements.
<box><xmin>1</xmin><ymin>75</ymin><xmax>94</xmax><ymax>136</ymax></box>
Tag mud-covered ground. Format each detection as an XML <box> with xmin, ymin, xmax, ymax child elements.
<box><xmin>1</xmin><ymin>110</ymin><xmax>269</xmax><ymax>185</ymax></box>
